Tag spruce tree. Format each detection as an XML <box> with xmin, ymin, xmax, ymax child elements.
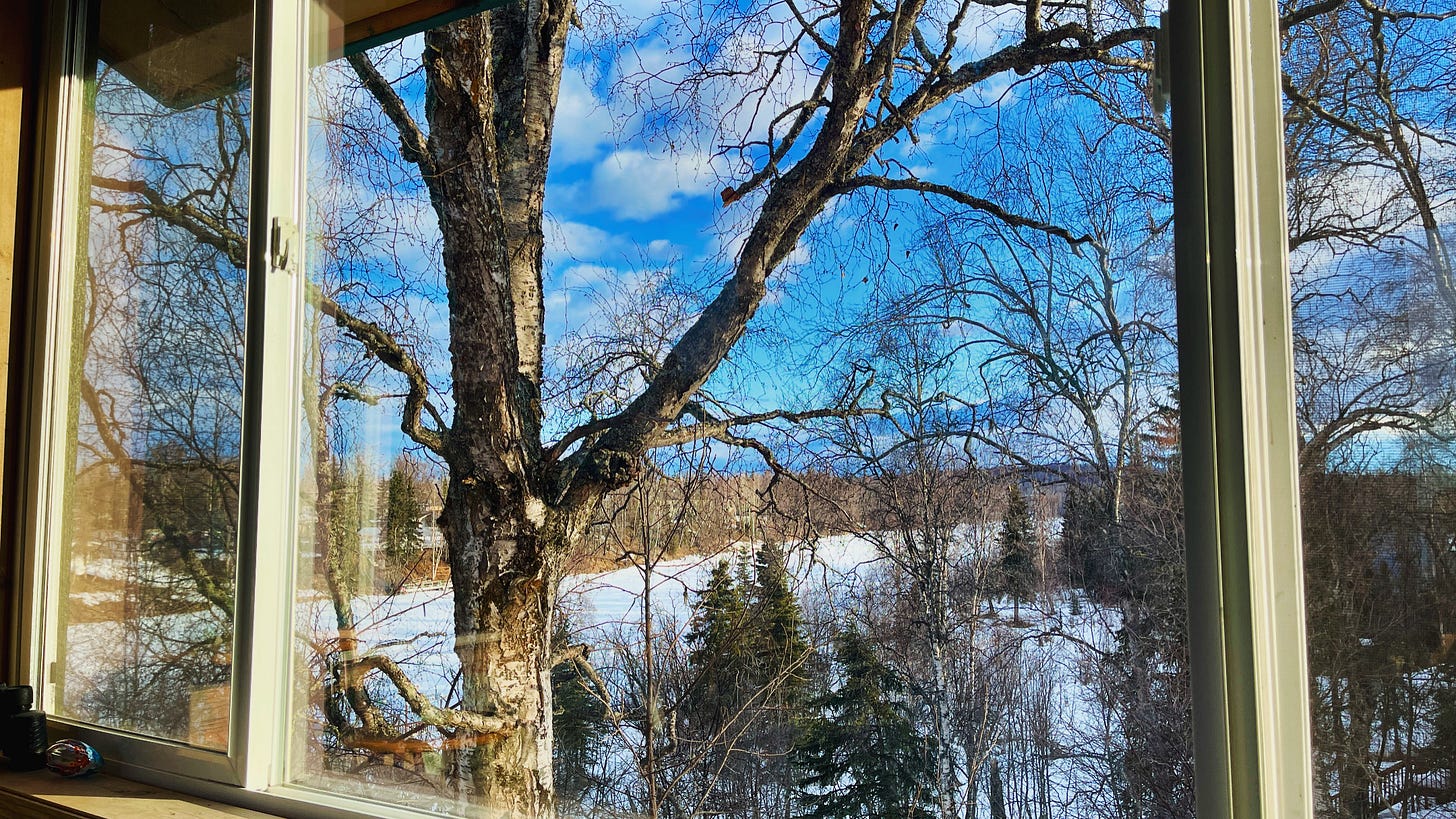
<box><xmin>751</xmin><ymin>541</ymin><xmax>810</xmax><ymax>695</ymax></box>
<box><xmin>683</xmin><ymin>559</ymin><xmax>753</xmax><ymax>812</ymax></box>
<box><xmin>382</xmin><ymin>462</ymin><xmax>425</xmax><ymax>568</ymax></box>
<box><xmin>998</xmin><ymin>485</ymin><xmax>1037</xmax><ymax>624</ymax></box>
<box><xmin>749</xmin><ymin>541</ymin><xmax>810</xmax><ymax>817</ymax></box>
<box><xmin>327</xmin><ymin>459</ymin><xmax>364</xmax><ymax>598</ymax></box>
<box><xmin>551</xmin><ymin>619</ymin><xmax>606</xmax><ymax>810</ymax></box>
<box><xmin>688</xmin><ymin>559</ymin><xmax>749</xmax><ymax>682</ymax></box>
<box><xmin>794</xmin><ymin>627</ymin><xmax>935</xmax><ymax>819</ymax></box>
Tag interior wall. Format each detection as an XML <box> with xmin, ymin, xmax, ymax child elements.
<box><xmin>1</xmin><ymin>0</ymin><xmax>41</xmax><ymax>681</ymax></box>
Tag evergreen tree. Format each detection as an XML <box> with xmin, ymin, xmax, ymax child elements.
<box><xmin>327</xmin><ymin>458</ymin><xmax>365</xmax><ymax>598</ymax></box>
<box><xmin>382</xmin><ymin>461</ymin><xmax>425</xmax><ymax>568</ymax></box>
<box><xmin>551</xmin><ymin>619</ymin><xmax>607</xmax><ymax>811</ymax></box>
<box><xmin>683</xmin><ymin>559</ymin><xmax>754</xmax><ymax>813</ymax></box>
<box><xmin>794</xmin><ymin>627</ymin><xmax>935</xmax><ymax>819</ymax></box>
<box><xmin>688</xmin><ymin>559</ymin><xmax>750</xmax><ymax>684</ymax></box>
<box><xmin>751</xmin><ymin>541</ymin><xmax>810</xmax><ymax>695</ymax></box>
<box><xmin>998</xmin><ymin>485</ymin><xmax>1037</xmax><ymax>624</ymax></box>
<box><xmin>1111</xmin><ymin>398</ymin><xmax>1196</xmax><ymax>818</ymax></box>
<box><xmin>749</xmin><ymin>541</ymin><xmax>810</xmax><ymax>818</ymax></box>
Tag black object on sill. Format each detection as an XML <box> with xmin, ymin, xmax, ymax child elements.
<box><xmin>2</xmin><ymin>710</ymin><xmax>47</xmax><ymax>771</ymax></box>
<box><xmin>1</xmin><ymin>684</ymin><xmax>47</xmax><ymax>771</ymax></box>
<box><xmin>0</xmin><ymin>683</ymin><xmax>32</xmax><ymax>717</ymax></box>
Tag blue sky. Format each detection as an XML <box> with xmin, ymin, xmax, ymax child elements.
<box><xmin>308</xmin><ymin>8</ymin><xmax>1185</xmax><ymax>476</ymax></box>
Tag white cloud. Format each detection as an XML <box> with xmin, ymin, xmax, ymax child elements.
<box><xmin>644</xmin><ymin>239</ymin><xmax>677</xmax><ymax>260</ymax></box>
<box><xmin>953</xmin><ymin>4</ymin><xmax>1022</xmax><ymax>62</ymax></box>
<box><xmin>579</xmin><ymin>0</ymin><xmax>665</xmax><ymax>27</ymax></box>
<box><xmin>579</xmin><ymin>148</ymin><xmax>718</xmax><ymax>221</ymax></box>
<box><xmin>551</xmin><ymin>70</ymin><xmax>617</xmax><ymax>167</ymax></box>
<box><xmin>545</xmin><ymin>219</ymin><xmax>623</xmax><ymax>266</ymax></box>
<box><xmin>561</xmin><ymin>263</ymin><xmax>618</xmax><ymax>289</ymax></box>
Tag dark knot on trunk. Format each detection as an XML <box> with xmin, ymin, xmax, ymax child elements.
<box><xmin>580</xmin><ymin>448</ymin><xmax>640</xmax><ymax>488</ymax></box>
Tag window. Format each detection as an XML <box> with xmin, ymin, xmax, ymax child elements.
<box><xmin>1282</xmin><ymin>3</ymin><xmax>1456</xmax><ymax>815</ymax></box>
<box><xmin>48</xmin><ymin>0</ymin><xmax>254</xmax><ymax>750</ymax></box>
<box><xmin>15</xmin><ymin>0</ymin><xmax>1418</xmax><ymax>816</ymax></box>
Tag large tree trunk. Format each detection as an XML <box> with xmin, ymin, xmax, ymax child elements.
<box><xmin>441</xmin><ymin>482</ymin><xmax>560</xmax><ymax>813</ymax></box>
<box><xmin>420</xmin><ymin>5</ymin><xmax>573</xmax><ymax>812</ymax></box>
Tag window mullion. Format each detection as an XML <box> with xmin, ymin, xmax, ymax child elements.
<box><xmin>1172</xmin><ymin>0</ymin><xmax>1315</xmax><ymax>816</ymax></box>
<box><xmin>233</xmin><ymin>0</ymin><xmax>308</xmax><ymax>791</ymax></box>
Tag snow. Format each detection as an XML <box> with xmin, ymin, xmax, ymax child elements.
<box><xmin>62</xmin><ymin>530</ymin><xmax>1454</xmax><ymax>818</ymax></box>
<box><xmin>68</xmin><ymin>591</ymin><xmax>123</xmax><ymax>606</ymax></box>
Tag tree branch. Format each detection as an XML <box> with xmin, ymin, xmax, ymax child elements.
<box><xmin>347</xmin><ymin>53</ymin><xmax>437</xmax><ymax>180</ymax></box>
<box><xmin>649</xmin><ymin>404</ymin><xmax>886</xmax><ymax>449</ymax></box>
<box><xmin>346</xmin><ymin>653</ymin><xmax>518</xmax><ymax>736</ymax></box>
<box><xmin>1280</xmin><ymin>0</ymin><xmax>1351</xmax><ymax>30</ymax></box>
<box><xmin>91</xmin><ymin>176</ymin><xmax>247</xmax><ymax>268</ymax></box>
<box><xmin>313</xmin><ymin>286</ymin><xmax>448</xmax><ymax>456</ymax></box>
<box><xmin>829</xmin><ymin>174</ymin><xmax>1103</xmax><ymax>251</ymax></box>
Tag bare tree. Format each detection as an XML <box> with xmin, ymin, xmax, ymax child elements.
<box><xmin>1281</xmin><ymin>0</ymin><xmax>1456</xmax><ymax>475</ymax></box>
<box><xmin>87</xmin><ymin>0</ymin><xmax>1164</xmax><ymax>806</ymax></box>
<box><xmin>812</xmin><ymin>321</ymin><xmax>1001</xmax><ymax>819</ymax></box>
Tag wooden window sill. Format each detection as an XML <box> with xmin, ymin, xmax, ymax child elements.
<box><xmin>0</xmin><ymin>769</ymin><xmax>275</xmax><ymax>819</ymax></box>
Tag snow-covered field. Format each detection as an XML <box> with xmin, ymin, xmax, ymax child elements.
<box><xmin>62</xmin><ymin>532</ymin><xmax>1454</xmax><ymax>817</ymax></box>
<box><xmin>280</xmin><ymin>532</ymin><xmax>1135</xmax><ymax>816</ymax></box>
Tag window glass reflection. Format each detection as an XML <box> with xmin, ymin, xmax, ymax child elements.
<box><xmin>1283</xmin><ymin>2</ymin><xmax>1456</xmax><ymax>815</ymax></box>
<box><xmin>54</xmin><ymin>0</ymin><xmax>253</xmax><ymax>748</ymax></box>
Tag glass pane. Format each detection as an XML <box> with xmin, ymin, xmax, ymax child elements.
<box><xmin>291</xmin><ymin>7</ymin><xmax>455</xmax><ymax>805</ymax></box>
<box><xmin>289</xmin><ymin>2</ymin><xmax>1189</xmax><ymax>817</ymax></box>
<box><xmin>1282</xmin><ymin>3</ymin><xmax>1456</xmax><ymax>816</ymax></box>
<box><xmin>54</xmin><ymin>0</ymin><xmax>253</xmax><ymax>748</ymax></box>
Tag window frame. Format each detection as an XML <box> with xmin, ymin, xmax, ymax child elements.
<box><xmin>6</xmin><ymin>0</ymin><xmax>1318</xmax><ymax>815</ymax></box>
<box><xmin>14</xmin><ymin>0</ymin><xmax>309</xmax><ymax>792</ymax></box>
<box><xmin>1168</xmin><ymin>0</ymin><xmax>1315</xmax><ymax>816</ymax></box>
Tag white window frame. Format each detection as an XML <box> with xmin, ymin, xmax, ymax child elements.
<box><xmin>15</xmin><ymin>0</ymin><xmax>308</xmax><ymax>794</ymax></box>
<box><xmin>8</xmin><ymin>0</ymin><xmax>1317</xmax><ymax>815</ymax></box>
<box><xmin>1168</xmin><ymin>0</ymin><xmax>1315</xmax><ymax>815</ymax></box>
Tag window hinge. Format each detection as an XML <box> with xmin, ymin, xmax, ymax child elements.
<box><xmin>1152</xmin><ymin>13</ymin><xmax>1172</xmax><ymax>116</ymax></box>
<box><xmin>270</xmin><ymin>216</ymin><xmax>297</xmax><ymax>272</ymax></box>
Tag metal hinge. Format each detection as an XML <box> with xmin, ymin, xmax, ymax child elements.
<box><xmin>270</xmin><ymin>216</ymin><xmax>298</xmax><ymax>272</ymax></box>
<box><xmin>1152</xmin><ymin>13</ymin><xmax>1172</xmax><ymax>117</ymax></box>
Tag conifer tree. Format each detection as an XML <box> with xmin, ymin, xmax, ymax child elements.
<box><xmin>1061</xmin><ymin>486</ymin><xmax>1109</xmax><ymax>596</ymax></box>
<box><xmin>998</xmin><ymin>485</ymin><xmax>1037</xmax><ymax>624</ymax></box>
<box><xmin>327</xmin><ymin>458</ymin><xmax>365</xmax><ymax>598</ymax></box>
<box><xmin>382</xmin><ymin>461</ymin><xmax>425</xmax><ymax>568</ymax></box>
<box><xmin>550</xmin><ymin>619</ymin><xmax>606</xmax><ymax>811</ymax></box>
<box><xmin>683</xmin><ymin>559</ymin><xmax>753</xmax><ymax>812</ymax></box>
<box><xmin>749</xmin><ymin>541</ymin><xmax>810</xmax><ymax>817</ymax></box>
<box><xmin>794</xmin><ymin>627</ymin><xmax>935</xmax><ymax>819</ymax></box>
<box><xmin>751</xmin><ymin>541</ymin><xmax>810</xmax><ymax>695</ymax></box>
<box><xmin>688</xmin><ymin>559</ymin><xmax>750</xmax><ymax>685</ymax></box>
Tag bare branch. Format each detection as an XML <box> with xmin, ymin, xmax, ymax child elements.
<box><xmin>347</xmin><ymin>53</ymin><xmax>437</xmax><ymax>180</ymax></box>
<box><xmin>829</xmin><ymin>174</ymin><xmax>1103</xmax><ymax>250</ymax></box>
<box><xmin>1280</xmin><ymin>0</ymin><xmax>1351</xmax><ymax>30</ymax></box>
<box><xmin>91</xmin><ymin>176</ymin><xmax>247</xmax><ymax>268</ymax></box>
<box><xmin>347</xmin><ymin>653</ymin><xmax>518</xmax><ymax>736</ymax></box>
<box><xmin>312</xmin><ymin>286</ymin><xmax>448</xmax><ymax>456</ymax></box>
<box><xmin>649</xmin><ymin>404</ymin><xmax>886</xmax><ymax>449</ymax></box>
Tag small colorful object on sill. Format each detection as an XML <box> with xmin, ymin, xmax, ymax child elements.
<box><xmin>45</xmin><ymin>740</ymin><xmax>103</xmax><ymax>777</ymax></box>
